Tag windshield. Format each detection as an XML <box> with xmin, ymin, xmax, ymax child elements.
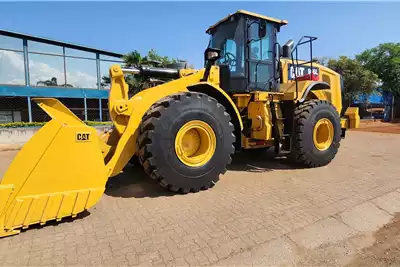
<box><xmin>208</xmin><ymin>17</ymin><xmax>245</xmax><ymax>77</ymax></box>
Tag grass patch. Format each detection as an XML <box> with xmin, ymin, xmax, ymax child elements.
<box><xmin>0</xmin><ymin>121</ymin><xmax>112</xmax><ymax>128</ymax></box>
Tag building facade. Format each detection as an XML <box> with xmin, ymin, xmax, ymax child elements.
<box><xmin>0</xmin><ymin>29</ymin><xmax>124</xmax><ymax>123</ymax></box>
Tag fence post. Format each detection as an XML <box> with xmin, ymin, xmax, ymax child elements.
<box><xmin>99</xmin><ymin>98</ymin><xmax>102</xmax><ymax>121</ymax></box>
<box><xmin>23</xmin><ymin>39</ymin><xmax>30</xmax><ymax>87</ymax></box>
<box><xmin>23</xmin><ymin>39</ymin><xmax>33</xmax><ymax>123</ymax></box>
<box><xmin>96</xmin><ymin>53</ymin><xmax>102</xmax><ymax>122</ymax></box>
<box><xmin>84</xmin><ymin>97</ymin><xmax>88</xmax><ymax>121</ymax></box>
<box><xmin>27</xmin><ymin>97</ymin><xmax>32</xmax><ymax>123</ymax></box>
<box><xmin>96</xmin><ymin>53</ymin><xmax>101</xmax><ymax>90</ymax></box>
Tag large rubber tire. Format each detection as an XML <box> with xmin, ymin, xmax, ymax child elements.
<box><xmin>137</xmin><ymin>92</ymin><xmax>235</xmax><ymax>193</ymax></box>
<box><xmin>129</xmin><ymin>155</ymin><xmax>140</xmax><ymax>166</ymax></box>
<box><xmin>291</xmin><ymin>100</ymin><xmax>341</xmax><ymax>167</ymax></box>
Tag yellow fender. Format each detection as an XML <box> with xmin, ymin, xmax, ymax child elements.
<box><xmin>187</xmin><ymin>81</ymin><xmax>243</xmax><ymax>130</ymax></box>
<box><xmin>105</xmin><ymin>66</ymin><xmax>243</xmax><ymax>177</ymax></box>
<box><xmin>104</xmin><ymin>65</ymin><xmax>202</xmax><ymax>177</ymax></box>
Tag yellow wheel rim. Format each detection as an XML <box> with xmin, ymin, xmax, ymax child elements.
<box><xmin>175</xmin><ymin>120</ymin><xmax>216</xmax><ymax>167</ymax></box>
<box><xmin>313</xmin><ymin>118</ymin><xmax>334</xmax><ymax>151</ymax></box>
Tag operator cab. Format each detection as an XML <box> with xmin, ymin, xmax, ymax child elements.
<box><xmin>205</xmin><ymin>10</ymin><xmax>287</xmax><ymax>93</ymax></box>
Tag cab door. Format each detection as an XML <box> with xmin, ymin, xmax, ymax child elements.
<box><xmin>247</xmin><ymin>20</ymin><xmax>276</xmax><ymax>91</ymax></box>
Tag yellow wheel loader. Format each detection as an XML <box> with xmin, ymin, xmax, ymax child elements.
<box><xmin>0</xmin><ymin>10</ymin><xmax>360</xmax><ymax>237</ymax></box>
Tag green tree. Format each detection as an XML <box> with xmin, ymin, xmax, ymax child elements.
<box><xmin>123</xmin><ymin>49</ymin><xmax>178</xmax><ymax>68</ymax></box>
<box><xmin>326</xmin><ymin>56</ymin><xmax>379</xmax><ymax>104</ymax></box>
<box><xmin>356</xmin><ymin>43</ymin><xmax>400</xmax><ymax>97</ymax></box>
<box><xmin>145</xmin><ymin>49</ymin><xmax>178</xmax><ymax>67</ymax></box>
<box><xmin>122</xmin><ymin>50</ymin><xmax>146</xmax><ymax>93</ymax></box>
<box><xmin>123</xmin><ymin>50</ymin><xmax>143</xmax><ymax>68</ymax></box>
<box><xmin>102</xmin><ymin>49</ymin><xmax>189</xmax><ymax>93</ymax></box>
<box><xmin>122</xmin><ymin>49</ymin><xmax>182</xmax><ymax>93</ymax></box>
<box><xmin>313</xmin><ymin>56</ymin><xmax>330</xmax><ymax>67</ymax></box>
<box><xmin>100</xmin><ymin>76</ymin><xmax>111</xmax><ymax>88</ymax></box>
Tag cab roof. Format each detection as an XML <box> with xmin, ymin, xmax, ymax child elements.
<box><xmin>206</xmin><ymin>10</ymin><xmax>288</xmax><ymax>33</ymax></box>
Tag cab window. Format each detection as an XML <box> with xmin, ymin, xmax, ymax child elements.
<box><xmin>249</xmin><ymin>22</ymin><xmax>273</xmax><ymax>61</ymax></box>
<box><xmin>209</xmin><ymin>18</ymin><xmax>245</xmax><ymax>77</ymax></box>
<box><xmin>222</xmin><ymin>39</ymin><xmax>237</xmax><ymax>72</ymax></box>
<box><xmin>215</xmin><ymin>38</ymin><xmax>245</xmax><ymax>76</ymax></box>
<box><xmin>248</xmin><ymin>20</ymin><xmax>274</xmax><ymax>90</ymax></box>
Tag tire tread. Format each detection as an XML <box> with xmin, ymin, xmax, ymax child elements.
<box><xmin>138</xmin><ymin>92</ymin><xmax>235</xmax><ymax>193</ymax></box>
<box><xmin>291</xmin><ymin>100</ymin><xmax>341</xmax><ymax>167</ymax></box>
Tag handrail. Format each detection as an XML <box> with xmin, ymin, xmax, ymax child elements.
<box><xmin>290</xmin><ymin>36</ymin><xmax>318</xmax><ymax>100</ymax></box>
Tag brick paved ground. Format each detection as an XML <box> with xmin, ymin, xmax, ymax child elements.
<box><xmin>0</xmin><ymin>131</ymin><xmax>399</xmax><ymax>266</ymax></box>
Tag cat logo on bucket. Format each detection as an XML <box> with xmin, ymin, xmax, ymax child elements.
<box><xmin>76</xmin><ymin>132</ymin><xmax>91</xmax><ymax>142</ymax></box>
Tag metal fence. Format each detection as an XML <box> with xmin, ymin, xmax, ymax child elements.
<box><xmin>0</xmin><ymin>96</ymin><xmax>109</xmax><ymax>123</ymax></box>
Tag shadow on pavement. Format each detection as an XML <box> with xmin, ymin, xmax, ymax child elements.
<box><xmin>228</xmin><ymin>148</ymin><xmax>302</xmax><ymax>172</ymax></box>
<box><xmin>19</xmin><ymin>210</ymin><xmax>91</xmax><ymax>234</ymax></box>
<box><xmin>105</xmin><ymin>163</ymin><xmax>175</xmax><ymax>199</ymax></box>
<box><xmin>105</xmin><ymin>149</ymin><xmax>302</xmax><ymax>199</ymax></box>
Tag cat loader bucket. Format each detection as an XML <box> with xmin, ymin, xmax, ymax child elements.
<box><xmin>0</xmin><ymin>64</ymin><xmax>166</xmax><ymax>237</ymax></box>
<box><xmin>0</xmin><ymin>98</ymin><xmax>109</xmax><ymax>237</ymax></box>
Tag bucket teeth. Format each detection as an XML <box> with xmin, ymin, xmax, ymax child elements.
<box><xmin>0</xmin><ymin>188</ymin><xmax>104</xmax><ymax>237</ymax></box>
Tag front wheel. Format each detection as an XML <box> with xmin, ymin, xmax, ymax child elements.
<box><xmin>138</xmin><ymin>92</ymin><xmax>236</xmax><ymax>193</ymax></box>
<box><xmin>290</xmin><ymin>100</ymin><xmax>341</xmax><ymax>167</ymax></box>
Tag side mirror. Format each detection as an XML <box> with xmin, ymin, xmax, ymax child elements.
<box><xmin>259</xmin><ymin>20</ymin><xmax>267</xmax><ymax>38</ymax></box>
<box><xmin>204</xmin><ymin>47</ymin><xmax>221</xmax><ymax>65</ymax></box>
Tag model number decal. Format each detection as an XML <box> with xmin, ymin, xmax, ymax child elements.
<box><xmin>288</xmin><ymin>64</ymin><xmax>319</xmax><ymax>80</ymax></box>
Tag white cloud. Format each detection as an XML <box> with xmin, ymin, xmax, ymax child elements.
<box><xmin>29</xmin><ymin>59</ymin><xmax>65</xmax><ymax>86</ymax></box>
<box><xmin>0</xmin><ymin>50</ymin><xmax>26</xmax><ymax>84</ymax></box>
<box><xmin>66</xmin><ymin>70</ymin><xmax>97</xmax><ymax>88</ymax></box>
<box><xmin>0</xmin><ymin>50</ymin><xmax>99</xmax><ymax>88</ymax></box>
<box><xmin>7</xmin><ymin>78</ymin><xmax>25</xmax><ymax>85</ymax></box>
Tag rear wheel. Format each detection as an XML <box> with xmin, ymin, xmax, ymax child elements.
<box><xmin>138</xmin><ymin>92</ymin><xmax>235</xmax><ymax>193</ymax></box>
<box><xmin>290</xmin><ymin>100</ymin><xmax>341</xmax><ymax>167</ymax></box>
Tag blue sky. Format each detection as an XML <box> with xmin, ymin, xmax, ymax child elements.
<box><xmin>0</xmin><ymin>1</ymin><xmax>399</xmax><ymax>68</ymax></box>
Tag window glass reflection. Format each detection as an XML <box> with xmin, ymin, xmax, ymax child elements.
<box><xmin>29</xmin><ymin>54</ymin><xmax>65</xmax><ymax>86</ymax></box>
<box><xmin>100</xmin><ymin>54</ymin><xmax>123</xmax><ymax>62</ymax></box>
<box><xmin>0</xmin><ymin>35</ymin><xmax>23</xmax><ymax>51</ymax></box>
<box><xmin>65</xmin><ymin>48</ymin><xmax>95</xmax><ymax>59</ymax></box>
<box><xmin>250</xmin><ymin>63</ymin><xmax>271</xmax><ymax>84</ymax></box>
<box><xmin>28</xmin><ymin>41</ymin><xmax>63</xmax><ymax>55</ymax></box>
<box><xmin>100</xmin><ymin>61</ymin><xmax>120</xmax><ymax>89</ymax></box>
<box><xmin>0</xmin><ymin>50</ymin><xmax>26</xmax><ymax>85</ymax></box>
<box><xmin>65</xmin><ymin>58</ymin><xmax>97</xmax><ymax>88</ymax></box>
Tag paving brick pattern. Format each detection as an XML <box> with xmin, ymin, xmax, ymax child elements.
<box><xmin>0</xmin><ymin>131</ymin><xmax>399</xmax><ymax>266</ymax></box>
